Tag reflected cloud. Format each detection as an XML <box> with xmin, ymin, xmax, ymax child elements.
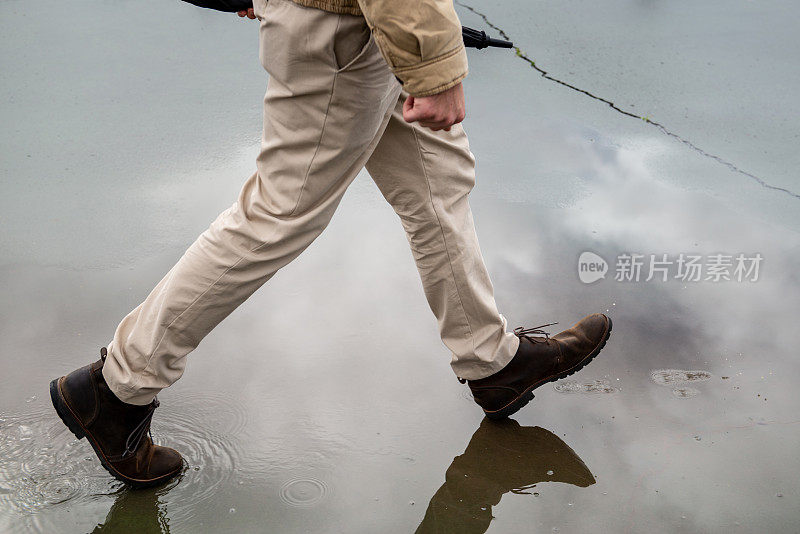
<box><xmin>415</xmin><ymin>419</ymin><xmax>594</xmax><ymax>534</ymax></box>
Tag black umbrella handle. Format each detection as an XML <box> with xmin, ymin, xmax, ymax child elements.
<box><xmin>462</xmin><ymin>26</ymin><xmax>513</xmax><ymax>49</ymax></box>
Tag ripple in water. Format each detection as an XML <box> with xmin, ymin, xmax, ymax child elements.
<box><xmin>0</xmin><ymin>388</ymin><xmax>252</xmax><ymax>531</ymax></box>
<box><xmin>148</xmin><ymin>389</ymin><xmax>250</xmax><ymax>524</ymax></box>
<box><xmin>554</xmin><ymin>379</ymin><xmax>617</xmax><ymax>394</ymax></box>
<box><xmin>650</xmin><ymin>369</ymin><xmax>711</xmax><ymax>386</ymax></box>
<box><xmin>279</xmin><ymin>477</ymin><xmax>329</xmax><ymax>507</ymax></box>
<box><xmin>0</xmin><ymin>402</ymin><xmax>118</xmax><ymax>528</ymax></box>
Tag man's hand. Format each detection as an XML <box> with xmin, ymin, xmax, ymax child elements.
<box><xmin>236</xmin><ymin>7</ymin><xmax>257</xmax><ymax>19</ymax></box>
<box><xmin>402</xmin><ymin>83</ymin><xmax>465</xmax><ymax>131</ymax></box>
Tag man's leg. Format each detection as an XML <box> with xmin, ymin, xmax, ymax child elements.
<box><xmin>365</xmin><ymin>92</ymin><xmax>520</xmax><ymax>382</ymax></box>
<box><xmin>366</xmin><ymin>93</ymin><xmax>612</xmax><ymax>421</ymax></box>
<box><xmin>52</xmin><ymin>1</ymin><xmax>404</xmax><ymax>486</ymax></box>
<box><xmin>103</xmin><ymin>0</ymin><xmax>402</xmax><ymax>405</ymax></box>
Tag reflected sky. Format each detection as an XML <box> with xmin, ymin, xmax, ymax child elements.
<box><xmin>2</xmin><ymin>0</ymin><xmax>799</xmax><ymax>532</ymax></box>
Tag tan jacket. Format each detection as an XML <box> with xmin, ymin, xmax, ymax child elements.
<box><xmin>288</xmin><ymin>0</ymin><xmax>468</xmax><ymax>96</ymax></box>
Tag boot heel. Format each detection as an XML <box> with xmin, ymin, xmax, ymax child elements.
<box><xmin>485</xmin><ymin>390</ymin><xmax>535</xmax><ymax>420</ymax></box>
<box><xmin>49</xmin><ymin>378</ymin><xmax>86</xmax><ymax>440</ymax></box>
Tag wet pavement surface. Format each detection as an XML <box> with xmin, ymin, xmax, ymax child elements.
<box><xmin>2</xmin><ymin>0</ymin><xmax>799</xmax><ymax>532</ymax></box>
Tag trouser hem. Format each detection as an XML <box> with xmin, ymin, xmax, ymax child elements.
<box><xmin>450</xmin><ymin>333</ymin><xmax>520</xmax><ymax>381</ymax></box>
<box><xmin>102</xmin><ymin>358</ymin><xmax>159</xmax><ymax>406</ymax></box>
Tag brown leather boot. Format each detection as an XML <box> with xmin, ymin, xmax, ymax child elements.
<box><xmin>49</xmin><ymin>348</ymin><xmax>184</xmax><ymax>487</ymax></box>
<box><xmin>465</xmin><ymin>313</ymin><xmax>612</xmax><ymax>419</ymax></box>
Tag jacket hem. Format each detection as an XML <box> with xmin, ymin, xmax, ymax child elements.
<box><xmin>287</xmin><ymin>0</ymin><xmax>362</xmax><ymax>16</ymax></box>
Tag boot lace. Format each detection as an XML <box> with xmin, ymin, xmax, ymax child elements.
<box><xmin>123</xmin><ymin>398</ymin><xmax>159</xmax><ymax>458</ymax></box>
<box><xmin>457</xmin><ymin>322</ymin><xmax>559</xmax><ymax>383</ymax></box>
<box><xmin>513</xmin><ymin>322</ymin><xmax>558</xmax><ymax>344</ymax></box>
<box><xmin>511</xmin><ymin>483</ymin><xmax>538</xmax><ymax>494</ymax></box>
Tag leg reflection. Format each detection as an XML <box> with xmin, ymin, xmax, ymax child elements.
<box><xmin>91</xmin><ymin>486</ymin><xmax>170</xmax><ymax>533</ymax></box>
<box><xmin>416</xmin><ymin>418</ymin><xmax>595</xmax><ymax>534</ymax></box>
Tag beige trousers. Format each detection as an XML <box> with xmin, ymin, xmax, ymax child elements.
<box><xmin>103</xmin><ymin>0</ymin><xmax>519</xmax><ymax>405</ymax></box>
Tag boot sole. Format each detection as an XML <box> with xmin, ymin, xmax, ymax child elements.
<box><xmin>49</xmin><ymin>377</ymin><xmax>182</xmax><ymax>488</ymax></box>
<box><xmin>483</xmin><ymin>315</ymin><xmax>613</xmax><ymax>420</ymax></box>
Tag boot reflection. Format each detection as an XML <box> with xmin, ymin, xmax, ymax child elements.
<box><xmin>415</xmin><ymin>418</ymin><xmax>595</xmax><ymax>534</ymax></box>
<box><xmin>90</xmin><ymin>487</ymin><xmax>169</xmax><ymax>533</ymax></box>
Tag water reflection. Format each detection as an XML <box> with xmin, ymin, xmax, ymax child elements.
<box><xmin>91</xmin><ymin>487</ymin><xmax>170</xmax><ymax>534</ymax></box>
<box><xmin>2</xmin><ymin>0</ymin><xmax>799</xmax><ymax>531</ymax></box>
<box><xmin>416</xmin><ymin>419</ymin><xmax>595</xmax><ymax>534</ymax></box>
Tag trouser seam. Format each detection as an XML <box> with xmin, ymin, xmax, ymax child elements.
<box><xmin>287</xmin><ymin>23</ymin><xmax>341</xmax><ymax>218</ymax></box>
<box><xmin>132</xmin><ymin>253</ymin><xmax>248</xmax><ymax>390</ymax></box>
<box><xmin>410</xmin><ymin>125</ymin><xmax>476</xmax><ymax>357</ymax></box>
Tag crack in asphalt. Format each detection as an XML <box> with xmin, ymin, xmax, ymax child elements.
<box><xmin>458</xmin><ymin>2</ymin><xmax>800</xmax><ymax>200</ymax></box>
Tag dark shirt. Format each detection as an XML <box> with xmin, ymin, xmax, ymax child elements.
<box><xmin>181</xmin><ymin>0</ymin><xmax>252</xmax><ymax>12</ymax></box>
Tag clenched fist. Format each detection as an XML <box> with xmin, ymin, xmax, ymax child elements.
<box><xmin>236</xmin><ymin>7</ymin><xmax>258</xmax><ymax>19</ymax></box>
<box><xmin>402</xmin><ymin>83</ymin><xmax>466</xmax><ymax>131</ymax></box>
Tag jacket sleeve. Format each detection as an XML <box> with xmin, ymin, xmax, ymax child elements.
<box><xmin>356</xmin><ymin>0</ymin><xmax>468</xmax><ymax>97</ymax></box>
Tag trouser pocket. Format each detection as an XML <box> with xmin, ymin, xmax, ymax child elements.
<box><xmin>332</xmin><ymin>15</ymin><xmax>373</xmax><ymax>73</ymax></box>
<box><xmin>252</xmin><ymin>0</ymin><xmax>269</xmax><ymax>19</ymax></box>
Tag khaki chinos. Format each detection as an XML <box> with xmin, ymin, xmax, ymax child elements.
<box><xmin>102</xmin><ymin>0</ymin><xmax>520</xmax><ymax>405</ymax></box>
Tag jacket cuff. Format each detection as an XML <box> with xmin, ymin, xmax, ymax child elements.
<box><xmin>391</xmin><ymin>44</ymin><xmax>468</xmax><ymax>97</ymax></box>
